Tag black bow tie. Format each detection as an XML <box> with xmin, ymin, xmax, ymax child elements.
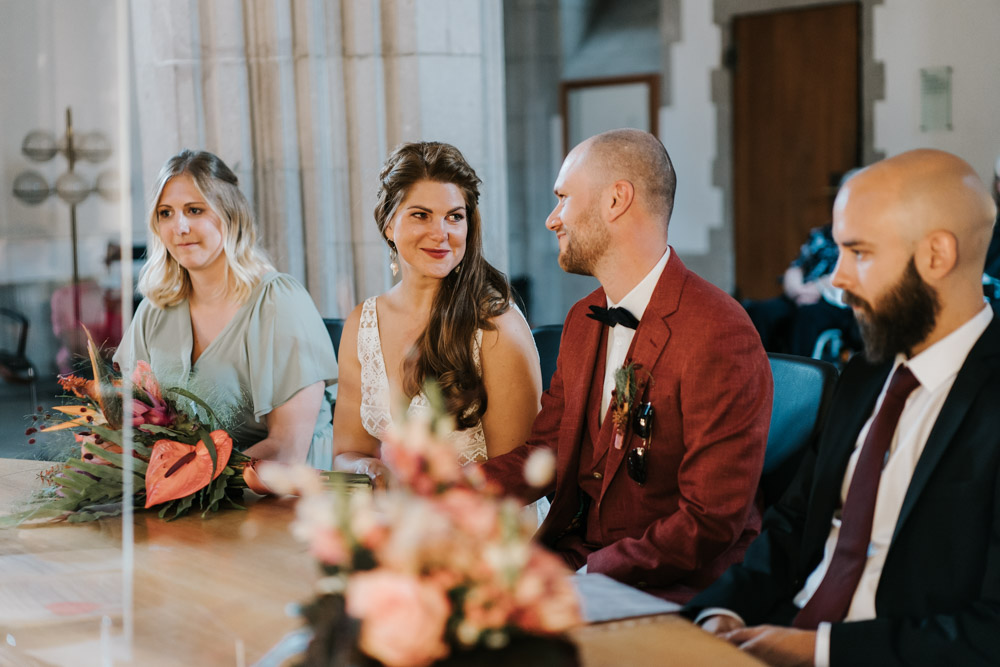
<box><xmin>587</xmin><ymin>305</ymin><xmax>639</xmax><ymax>329</ymax></box>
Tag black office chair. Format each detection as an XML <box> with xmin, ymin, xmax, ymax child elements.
<box><xmin>323</xmin><ymin>318</ymin><xmax>345</xmax><ymax>361</ymax></box>
<box><xmin>0</xmin><ymin>307</ymin><xmax>38</xmax><ymax>411</ymax></box>
<box><xmin>531</xmin><ymin>324</ymin><xmax>563</xmax><ymax>392</ymax></box>
<box><xmin>762</xmin><ymin>353</ymin><xmax>839</xmax><ymax>507</ymax></box>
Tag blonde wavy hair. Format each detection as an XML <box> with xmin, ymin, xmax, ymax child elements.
<box><xmin>138</xmin><ymin>150</ymin><xmax>274</xmax><ymax>308</ymax></box>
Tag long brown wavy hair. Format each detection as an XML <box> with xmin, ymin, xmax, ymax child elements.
<box><xmin>374</xmin><ymin>142</ymin><xmax>511</xmax><ymax>429</ymax></box>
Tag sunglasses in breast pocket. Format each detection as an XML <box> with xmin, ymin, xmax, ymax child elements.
<box><xmin>626</xmin><ymin>402</ymin><xmax>653</xmax><ymax>485</ymax></box>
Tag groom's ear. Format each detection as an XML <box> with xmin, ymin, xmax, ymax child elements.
<box><xmin>607</xmin><ymin>180</ymin><xmax>635</xmax><ymax>222</ymax></box>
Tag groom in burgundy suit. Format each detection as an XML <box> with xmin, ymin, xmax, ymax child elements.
<box><xmin>481</xmin><ymin>129</ymin><xmax>772</xmax><ymax>603</ymax></box>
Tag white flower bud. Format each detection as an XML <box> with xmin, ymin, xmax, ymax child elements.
<box><xmin>523</xmin><ymin>448</ymin><xmax>556</xmax><ymax>488</ymax></box>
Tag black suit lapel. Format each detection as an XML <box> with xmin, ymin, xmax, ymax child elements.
<box><xmin>890</xmin><ymin>315</ymin><xmax>1000</xmax><ymax>544</ymax></box>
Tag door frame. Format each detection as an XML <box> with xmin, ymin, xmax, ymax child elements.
<box><xmin>688</xmin><ymin>0</ymin><xmax>884</xmax><ymax>293</ymax></box>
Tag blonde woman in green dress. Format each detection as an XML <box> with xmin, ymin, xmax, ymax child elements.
<box><xmin>114</xmin><ymin>150</ymin><xmax>338</xmax><ymax>468</ymax></box>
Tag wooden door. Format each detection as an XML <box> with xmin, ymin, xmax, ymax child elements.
<box><xmin>732</xmin><ymin>3</ymin><xmax>859</xmax><ymax>300</ymax></box>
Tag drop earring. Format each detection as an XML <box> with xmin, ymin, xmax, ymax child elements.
<box><xmin>388</xmin><ymin>241</ymin><xmax>399</xmax><ymax>277</ymax></box>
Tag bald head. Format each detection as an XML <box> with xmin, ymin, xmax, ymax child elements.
<box><xmin>573</xmin><ymin>129</ymin><xmax>677</xmax><ymax>223</ymax></box>
<box><xmin>837</xmin><ymin>149</ymin><xmax>996</xmax><ymax>275</ymax></box>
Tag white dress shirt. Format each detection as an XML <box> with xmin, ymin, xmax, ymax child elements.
<box><xmin>697</xmin><ymin>304</ymin><xmax>993</xmax><ymax>667</ymax></box>
<box><xmin>598</xmin><ymin>248</ymin><xmax>671</xmax><ymax>425</ymax></box>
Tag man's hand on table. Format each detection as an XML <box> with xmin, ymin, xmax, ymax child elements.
<box><xmin>721</xmin><ymin>625</ymin><xmax>816</xmax><ymax>667</ymax></box>
<box><xmin>700</xmin><ymin>613</ymin><xmax>744</xmax><ymax>635</ymax></box>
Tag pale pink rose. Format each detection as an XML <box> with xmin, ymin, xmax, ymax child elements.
<box><xmin>382</xmin><ymin>419</ymin><xmax>467</xmax><ymax>494</ymax></box>
<box><xmin>435</xmin><ymin>489</ymin><xmax>499</xmax><ymax>541</ymax></box>
<box><xmin>346</xmin><ymin>570</ymin><xmax>451</xmax><ymax>667</ymax></box>
<box><xmin>425</xmin><ymin>441</ymin><xmax>463</xmax><ymax>484</ymax></box>
<box><xmin>462</xmin><ymin>581</ymin><xmax>515</xmax><ymax>630</ymax></box>
<box><xmin>511</xmin><ymin>548</ymin><xmax>582</xmax><ymax>634</ymax></box>
<box><xmin>310</xmin><ymin>527</ymin><xmax>350</xmax><ymax>566</ymax></box>
<box><xmin>426</xmin><ymin>568</ymin><xmax>464</xmax><ymax>592</ymax></box>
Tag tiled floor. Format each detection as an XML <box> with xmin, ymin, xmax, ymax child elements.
<box><xmin>0</xmin><ymin>376</ymin><xmax>65</xmax><ymax>459</ymax></box>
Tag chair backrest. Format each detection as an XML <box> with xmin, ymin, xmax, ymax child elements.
<box><xmin>531</xmin><ymin>324</ymin><xmax>563</xmax><ymax>392</ymax></box>
<box><xmin>762</xmin><ymin>353</ymin><xmax>839</xmax><ymax>506</ymax></box>
<box><xmin>0</xmin><ymin>307</ymin><xmax>29</xmax><ymax>357</ymax></box>
<box><xmin>323</xmin><ymin>318</ymin><xmax>345</xmax><ymax>361</ymax></box>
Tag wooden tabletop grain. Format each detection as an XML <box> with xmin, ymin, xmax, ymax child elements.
<box><xmin>0</xmin><ymin>459</ymin><xmax>763</xmax><ymax>666</ymax></box>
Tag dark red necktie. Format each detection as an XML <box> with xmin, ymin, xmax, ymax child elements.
<box><xmin>793</xmin><ymin>364</ymin><xmax>920</xmax><ymax>629</ymax></box>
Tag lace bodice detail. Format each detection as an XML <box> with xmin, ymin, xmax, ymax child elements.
<box><xmin>357</xmin><ymin>297</ymin><xmax>488</xmax><ymax>465</ymax></box>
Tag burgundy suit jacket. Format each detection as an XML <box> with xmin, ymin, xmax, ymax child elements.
<box><xmin>482</xmin><ymin>252</ymin><xmax>772</xmax><ymax>602</ymax></box>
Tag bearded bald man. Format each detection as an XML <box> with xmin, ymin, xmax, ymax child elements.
<box><xmin>685</xmin><ymin>149</ymin><xmax>1000</xmax><ymax>667</ymax></box>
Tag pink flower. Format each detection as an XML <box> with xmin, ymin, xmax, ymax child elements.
<box><xmin>510</xmin><ymin>548</ymin><xmax>583</xmax><ymax>634</ymax></box>
<box><xmin>435</xmin><ymin>488</ymin><xmax>499</xmax><ymax>541</ymax></box>
<box><xmin>127</xmin><ymin>361</ymin><xmax>175</xmax><ymax>427</ymax></box>
<box><xmin>462</xmin><ymin>581</ymin><xmax>515</xmax><ymax>631</ymax></box>
<box><xmin>131</xmin><ymin>360</ymin><xmax>163</xmax><ymax>403</ymax></box>
<box><xmin>310</xmin><ymin>527</ymin><xmax>350</xmax><ymax>566</ymax></box>
<box><xmin>131</xmin><ymin>397</ymin><xmax>173</xmax><ymax>427</ymax></box>
<box><xmin>381</xmin><ymin>420</ymin><xmax>466</xmax><ymax>495</ymax></box>
<box><xmin>346</xmin><ymin>570</ymin><xmax>451</xmax><ymax>667</ymax></box>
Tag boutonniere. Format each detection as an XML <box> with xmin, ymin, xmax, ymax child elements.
<box><xmin>610</xmin><ymin>361</ymin><xmax>641</xmax><ymax>450</ymax></box>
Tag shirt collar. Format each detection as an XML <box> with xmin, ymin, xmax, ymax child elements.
<box><xmin>895</xmin><ymin>303</ymin><xmax>993</xmax><ymax>393</ymax></box>
<box><xmin>607</xmin><ymin>247</ymin><xmax>671</xmax><ymax>322</ymax></box>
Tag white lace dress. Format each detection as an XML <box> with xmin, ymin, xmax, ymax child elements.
<box><xmin>358</xmin><ymin>296</ymin><xmax>488</xmax><ymax>465</ymax></box>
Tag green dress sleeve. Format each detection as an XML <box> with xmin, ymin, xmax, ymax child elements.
<box><xmin>244</xmin><ymin>274</ymin><xmax>338</xmax><ymax>419</ymax></box>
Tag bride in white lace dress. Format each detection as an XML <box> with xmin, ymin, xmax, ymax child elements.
<box><xmin>333</xmin><ymin>142</ymin><xmax>542</xmax><ymax>488</ymax></box>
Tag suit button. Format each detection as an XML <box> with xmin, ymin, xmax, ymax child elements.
<box><xmin>592</xmin><ymin>471</ymin><xmax>603</xmax><ymax>480</ymax></box>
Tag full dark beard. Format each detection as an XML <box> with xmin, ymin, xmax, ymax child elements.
<box><xmin>842</xmin><ymin>257</ymin><xmax>940</xmax><ymax>363</ymax></box>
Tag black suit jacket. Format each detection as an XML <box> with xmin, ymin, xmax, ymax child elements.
<box><xmin>686</xmin><ymin>313</ymin><xmax>1000</xmax><ymax>666</ymax></box>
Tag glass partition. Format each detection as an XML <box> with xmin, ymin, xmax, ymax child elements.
<box><xmin>0</xmin><ymin>1</ymin><xmax>132</xmax><ymax>663</ymax></box>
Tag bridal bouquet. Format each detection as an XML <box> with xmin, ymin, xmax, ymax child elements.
<box><xmin>12</xmin><ymin>335</ymin><xmax>266</xmax><ymax>523</ymax></box>
<box><xmin>272</xmin><ymin>393</ymin><xmax>582</xmax><ymax>667</ymax></box>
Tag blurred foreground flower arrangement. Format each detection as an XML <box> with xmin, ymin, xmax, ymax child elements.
<box><xmin>10</xmin><ymin>334</ymin><xmax>269</xmax><ymax>523</ymax></box>
<box><xmin>267</xmin><ymin>392</ymin><xmax>582</xmax><ymax>667</ymax></box>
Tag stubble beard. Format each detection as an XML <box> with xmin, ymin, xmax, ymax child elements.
<box><xmin>842</xmin><ymin>257</ymin><xmax>941</xmax><ymax>364</ymax></box>
<box><xmin>557</xmin><ymin>210</ymin><xmax>610</xmax><ymax>277</ymax></box>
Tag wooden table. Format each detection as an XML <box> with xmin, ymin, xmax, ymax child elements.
<box><xmin>0</xmin><ymin>459</ymin><xmax>763</xmax><ymax>666</ymax></box>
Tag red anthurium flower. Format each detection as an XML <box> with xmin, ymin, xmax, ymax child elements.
<box><xmin>144</xmin><ymin>430</ymin><xmax>233</xmax><ymax>508</ymax></box>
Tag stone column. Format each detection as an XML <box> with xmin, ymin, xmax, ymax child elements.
<box><xmin>130</xmin><ymin>0</ymin><xmax>509</xmax><ymax>316</ymax></box>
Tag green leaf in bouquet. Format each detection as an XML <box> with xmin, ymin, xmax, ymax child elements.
<box><xmin>56</xmin><ymin>467</ymin><xmax>103</xmax><ymax>493</ymax></box>
<box><xmin>167</xmin><ymin>386</ymin><xmax>222</xmax><ymax>427</ymax></box>
<box><xmin>132</xmin><ymin>441</ymin><xmax>154</xmax><ymax>459</ymax></box>
<box><xmin>84</xmin><ymin>334</ymin><xmax>125</xmax><ymax>430</ymax></box>
<box><xmin>201</xmin><ymin>475</ymin><xmax>230</xmax><ymax>517</ymax></box>
<box><xmin>72</xmin><ymin>457</ymin><xmax>128</xmax><ymax>485</ymax></box>
<box><xmin>81</xmin><ymin>440</ymin><xmax>149</xmax><ymax>476</ymax></box>
<box><xmin>90</xmin><ymin>424</ymin><xmax>122</xmax><ymax>447</ymax></box>
<box><xmin>136</xmin><ymin>424</ymin><xmax>191</xmax><ymax>440</ymax></box>
<box><xmin>68</xmin><ymin>504</ymin><xmax>124</xmax><ymax>523</ymax></box>
<box><xmin>170</xmin><ymin>494</ymin><xmax>195</xmax><ymax>520</ymax></box>
<box><xmin>157</xmin><ymin>501</ymin><xmax>174</xmax><ymax>519</ymax></box>
<box><xmin>197</xmin><ymin>428</ymin><xmax>219</xmax><ymax>477</ymax></box>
